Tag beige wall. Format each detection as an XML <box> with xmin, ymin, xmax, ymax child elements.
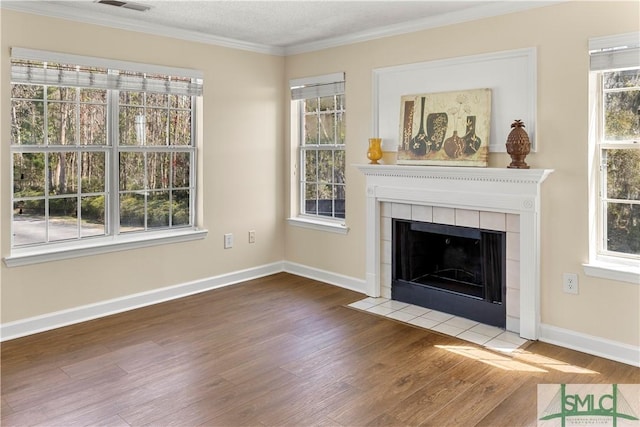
<box><xmin>0</xmin><ymin>10</ymin><xmax>286</xmax><ymax>322</ymax></box>
<box><xmin>284</xmin><ymin>1</ymin><xmax>640</xmax><ymax>347</ymax></box>
<box><xmin>1</xmin><ymin>2</ymin><xmax>639</xmax><ymax>350</ymax></box>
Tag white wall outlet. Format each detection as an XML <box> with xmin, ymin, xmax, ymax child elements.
<box><xmin>224</xmin><ymin>233</ymin><xmax>233</xmax><ymax>249</ymax></box>
<box><xmin>563</xmin><ymin>273</ymin><xmax>578</xmax><ymax>294</ymax></box>
<box><xmin>248</xmin><ymin>230</ymin><xmax>256</xmax><ymax>244</ymax></box>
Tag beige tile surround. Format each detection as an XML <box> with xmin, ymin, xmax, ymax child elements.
<box><xmin>380</xmin><ymin>202</ymin><xmax>521</xmax><ymax>333</ymax></box>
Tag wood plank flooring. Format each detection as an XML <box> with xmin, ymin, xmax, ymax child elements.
<box><xmin>2</xmin><ymin>272</ymin><xmax>638</xmax><ymax>426</ymax></box>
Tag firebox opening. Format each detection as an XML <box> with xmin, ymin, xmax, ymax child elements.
<box><xmin>392</xmin><ymin>219</ymin><xmax>506</xmax><ymax>328</ymax></box>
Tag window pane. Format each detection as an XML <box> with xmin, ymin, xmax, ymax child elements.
<box><xmin>304</xmin><ymin>150</ymin><xmax>317</xmax><ymax>181</ymax></box>
<box><xmin>47</xmin><ymin>101</ymin><xmax>78</xmax><ymax>145</ymax></box>
<box><xmin>603</xmin><ymin>69</ymin><xmax>640</xmax><ymax>90</ymax></box>
<box><xmin>170</xmin><ymin>110</ymin><xmax>191</xmax><ymax>145</ymax></box>
<box><xmin>81</xmin><ymin>152</ymin><xmax>106</xmax><ymax>193</ymax></box>
<box><xmin>335</xmin><ymin>150</ymin><xmax>346</xmax><ymax>184</ymax></box>
<box><xmin>49</xmin><ymin>197</ymin><xmax>78</xmax><ymax>242</ymax></box>
<box><xmin>603</xmin><ymin>69</ymin><xmax>640</xmax><ymax>142</ymax></box>
<box><xmin>172</xmin><ymin>190</ymin><xmax>190</xmax><ymax>226</ymax></box>
<box><xmin>13</xmin><ymin>199</ymin><xmax>45</xmax><ymax>246</ymax></box>
<box><xmin>606</xmin><ymin>202</ymin><xmax>640</xmax><ymax>255</ymax></box>
<box><xmin>170</xmin><ymin>94</ymin><xmax>191</xmax><ymax>109</ymax></box>
<box><xmin>120</xmin><ymin>193</ymin><xmax>145</xmax><ymax>232</ymax></box>
<box><xmin>173</xmin><ymin>152</ymin><xmax>190</xmax><ymax>188</ymax></box>
<box><xmin>319</xmin><ymin>112</ymin><xmax>335</xmax><ymax>144</ymax></box>
<box><xmin>148</xmin><ymin>152</ymin><xmax>170</xmax><ymax>189</ymax></box>
<box><xmin>337</xmin><ymin>111</ymin><xmax>346</xmax><ymax>144</ymax></box>
<box><xmin>304</xmin><ymin>183</ymin><xmax>317</xmax><ymax>214</ymax></box>
<box><xmin>605</xmin><ymin>148</ymin><xmax>640</xmax><ymax>201</ymax></box>
<box><xmin>12</xmin><ymin>83</ymin><xmax>44</xmax><ymax>100</ymax></box>
<box><xmin>47</xmin><ymin>86</ymin><xmax>76</xmax><ymax>102</ymax></box>
<box><xmin>304</xmin><ymin>98</ymin><xmax>318</xmax><ymax>113</ymax></box>
<box><xmin>318</xmin><ymin>183</ymin><xmax>334</xmax><ymax>217</ymax></box>
<box><xmin>319</xmin><ymin>96</ymin><xmax>335</xmax><ymax>111</ymax></box>
<box><xmin>11</xmin><ymin>99</ymin><xmax>45</xmax><ymax>145</ymax></box>
<box><xmin>335</xmin><ymin>185</ymin><xmax>346</xmax><ymax>219</ymax></box>
<box><xmin>120</xmin><ymin>106</ymin><xmax>145</xmax><ymax>145</ymax></box>
<box><xmin>80</xmin><ymin>103</ymin><xmax>107</xmax><ymax>145</ymax></box>
<box><xmin>48</xmin><ymin>152</ymin><xmax>78</xmax><ymax>195</ymax></box>
<box><xmin>81</xmin><ymin>196</ymin><xmax>106</xmax><ymax>237</ymax></box>
<box><xmin>318</xmin><ymin>150</ymin><xmax>333</xmax><ymax>182</ymax></box>
<box><xmin>304</xmin><ymin>114</ymin><xmax>319</xmax><ymax>145</ymax></box>
<box><xmin>148</xmin><ymin>191</ymin><xmax>170</xmax><ymax>228</ymax></box>
<box><xmin>120</xmin><ymin>91</ymin><xmax>144</xmax><ymax>106</ymax></box>
<box><xmin>13</xmin><ymin>152</ymin><xmax>45</xmax><ymax>197</ymax></box>
<box><xmin>80</xmin><ymin>88</ymin><xmax>106</xmax><ymax>103</ymax></box>
<box><xmin>120</xmin><ymin>152</ymin><xmax>145</xmax><ymax>191</ymax></box>
<box><xmin>146</xmin><ymin>92</ymin><xmax>168</xmax><ymax>107</ymax></box>
<box><xmin>146</xmin><ymin>108</ymin><xmax>168</xmax><ymax>146</ymax></box>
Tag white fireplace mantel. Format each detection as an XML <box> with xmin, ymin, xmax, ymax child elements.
<box><xmin>356</xmin><ymin>164</ymin><xmax>553</xmax><ymax>340</ymax></box>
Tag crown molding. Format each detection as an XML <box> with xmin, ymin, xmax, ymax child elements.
<box><xmin>285</xmin><ymin>1</ymin><xmax>562</xmax><ymax>55</ymax></box>
<box><xmin>2</xmin><ymin>1</ymin><xmax>563</xmax><ymax>57</ymax></box>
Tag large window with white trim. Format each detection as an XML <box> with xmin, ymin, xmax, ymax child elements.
<box><xmin>9</xmin><ymin>48</ymin><xmax>203</xmax><ymax>257</ymax></box>
<box><xmin>588</xmin><ymin>34</ymin><xmax>640</xmax><ymax>270</ymax></box>
<box><xmin>289</xmin><ymin>73</ymin><xmax>346</xmax><ymax>228</ymax></box>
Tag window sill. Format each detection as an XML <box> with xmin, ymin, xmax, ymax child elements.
<box><xmin>287</xmin><ymin>217</ymin><xmax>349</xmax><ymax>235</ymax></box>
<box><xmin>4</xmin><ymin>228</ymin><xmax>208</xmax><ymax>267</ymax></box>
<box><xmin>582</xmin><ymin>261</ymin><xmax>640</xmax><ymax>285</ymax></box>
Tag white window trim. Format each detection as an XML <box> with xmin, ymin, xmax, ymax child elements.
<box><xmin>585</xmin><ymin>32</ymin><xmax>640</xmax><ymax>285</ymax></box>
<box><xmin>4</xmin><ymin>228</ymin><xmax>208</xmax><ymax>267</ymax></box>
<box><xmin>288</xmin><ymin>72</ymin><xmax>348</xmax><ymax>232</ymax></box>
<box><xmin>286</xmin><ymin>216</ymin><xmax>349</xmax><ymax>234</ymax></box>
<box><xmin>6</xmin><ymin>48</ymin><xmax>206</xmax><ymax>266</ymax></box>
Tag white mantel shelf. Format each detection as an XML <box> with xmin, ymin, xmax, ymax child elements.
<box><xmin>356</xmin><ymin>164</ymin><xmax>554</xmax><ymax>340</ymax></box>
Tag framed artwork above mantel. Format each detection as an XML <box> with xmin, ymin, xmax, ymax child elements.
<box><xmin>372</xmin><ymin>47</ymin><xmax>537</xmax><ymax>155</ymax></box>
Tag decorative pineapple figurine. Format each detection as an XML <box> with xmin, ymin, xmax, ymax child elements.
<box><xmin>506</xmin><ymin>120</ymin><xmax>531</xmax><ymax>169</ymax></box>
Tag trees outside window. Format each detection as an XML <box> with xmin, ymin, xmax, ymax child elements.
<box><xmin>599</xmin><ymin>69</ymin><xmax>640</xmax><ymax>257</ymax></box>
<box><xmin>290</xmin><ymin>73</ymin><xmax>346</xmax><ymax>225</ymax></box>
<box><xmin>589</xmin><ymin>33</ymin><xmax>640</xmax><ymax>269</ymax></box>
<box><xmin>10</xmin><ymin>51</ymin><xmax>202</xmax><ymax>251</ymax></box>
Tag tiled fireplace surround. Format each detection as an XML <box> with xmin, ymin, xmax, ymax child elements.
<box><xmin>357</xmin><ymin>164</ymin><xmax>553</xmax><ymax>340</ymax></box>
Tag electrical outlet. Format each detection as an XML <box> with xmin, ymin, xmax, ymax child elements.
<box><xmin>224</xmin><ymin>233</ymin><xmax>233</xmax><ymax>249</ymax></box>
<box><xmin>248</xmin><ymin>230</ymin><xmax>256</xmax><ymax>244</ymax></box>
<box><xmin>563</xmin><ymin>273</ymin><xmax>578</xmax><ymax>294</ymax></box>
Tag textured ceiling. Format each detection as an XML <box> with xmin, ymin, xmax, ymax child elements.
<box><xmin>2</xmin><ymin>1</ymin><xmax>556</xmax><ymax>54</ymax></box>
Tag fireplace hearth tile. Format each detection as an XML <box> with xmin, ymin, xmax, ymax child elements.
<box><xmin>347</xmin><ymin>297</ymin><xmax>530</xmax><ymax>353</ymax></box>
<box><xmin>431</xmin><ymin>323</ymin><xmax>466</xmax><ymax>337</ymax></box>
<box><xmin>457</xmin><ymin>330</ymin><xmax>494</xmax><ymax>346</ymax></box>
<box><xmin>407</xmin><ymin>316</ymin><xmax>440</xmax><ymax>329</ymax></box>
<box><xmin>386</xmin><ymin>310</ymin><xmax>418</xmax><ymax>322</ymax></box>
<box><xmin>468</xmin><ymin>323</ymin><xmax>504</xmax><ymax>339</ymax></box>
<box><xmin>399</xmin><ymin>305</ymin><xmax>431</xmax><ymax>316</ymax></box>
<box><xmin>484</xmin><ymin>338</ymin><xmax>522</xmax><ymax>353</ymax></box>
<box><xmin>378</xmin><ymin>300</ymin><xmax>410</xmax><ymax>310</ymax></box>
<box><xmin>494</xmin><ymin>331</ymin><xmax>528</xmax><ymax>346</ymax></box>
<box><xmin>442</xmin><ymin>316</ymin><xmax>479</xmax><ymax>330</ymax></box>
<box><xmin>366</xmin><ymin>305</ymin><xmax>397</xmax><ymax>316</ymax></box>
<box><xmin>421</xmin><ymin>310</ymin><xmax>455</xmax><ymax>323</ymax></box>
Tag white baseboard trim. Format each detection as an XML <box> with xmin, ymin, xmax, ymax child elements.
<box><xmin>283</xmin><ymin>261</ymin><xmax>366</xmax><ymax>295</ymax></box>
<box><xmin>1</xmin><ymin>261</ymin><xmax>285</xmax><ymax>342</ymax></box>
<box><xmin>539</xmin><ymin>323</ymin><xmax>640</xmax><ymax>368</ymax></box>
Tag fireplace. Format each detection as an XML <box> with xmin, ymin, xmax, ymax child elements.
<box><xmin>356</xmin><ymin>164</ymin><xmax>553</xmax><ymax>340</ymax></box>
<box><xmin>392</xmin><ymin>219</ymin><xmax>506</xmax><ymax>327</ymax></box>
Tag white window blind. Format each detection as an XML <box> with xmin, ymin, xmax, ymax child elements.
<box><xmin>590</xmin><ymin>32</ymin><xmax>640</xmax><ymax>71</ymax></box>
<box><xmin>11</xmin><ymin>47</ymin><xmax>203</xmax><ymax>97</ymax></box>
<box><xmin>290</xmin><ymin>72</ymin><xmax>345</xmax><ymax>100</ymax></box>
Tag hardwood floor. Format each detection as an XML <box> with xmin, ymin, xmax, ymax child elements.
<box><xmin>2</xmin><ymin>272</ymin><xmax>638</xmax><ymax>426</ymax></box>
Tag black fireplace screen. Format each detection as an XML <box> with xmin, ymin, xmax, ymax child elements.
<box><xmin>393</xmin><ymin>219</ymin><xmax>506</xmax><ymax>327</ymax></box>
